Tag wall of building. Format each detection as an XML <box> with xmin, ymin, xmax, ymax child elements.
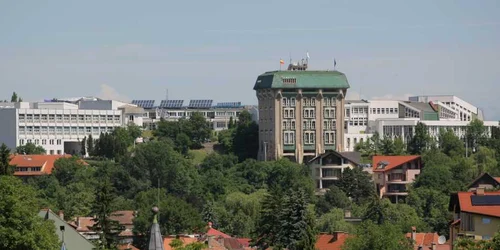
<box><xmin>0</xmin><ymin>109</ymin><xmax>18</xmax><ymax>150</ymax></box>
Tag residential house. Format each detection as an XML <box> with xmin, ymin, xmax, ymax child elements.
<box><xmin>315</xmin><ymin>232</ymin><xmax>351</xmax><ymax>250</ymax></box>
<box><xmin>405</xmin><ymin>227</ymin><xmax>450</xmax><ymax>250</ymax></box>
<box><xmin>308</xmin><ymin>151</ymin><xmax>361</xmax><ymax>190</ymax></box>
<box><xmin>38</xmin><ymin>209</ymin><xmax>95</xmax><ymax>250</ymax></box>
<box><xmin>448</xmin><ymin>189</ymin><xmax>500</xmax><ymax>246</ymax></box>
<box><xmin>10</xmin><ymin>154</ymin><xmax>73</xmax><ymax>177</ymax></box>
<box><xmin>467</xmin><ymin>172</ymin><xmax>500</xmax><ymax>191</ymax></box>
<box><xmin>373</xmin><ymin>155</ymin><xmax>422</xmax><ymax>203</ymax></box>
<box><xmin>69</xmin><ymin>210</ymin><xmax>137</xmax><ymax>243</ymax></box>
<box><xmin>163</xmin><ymin>236</ymin><xmax>199</xmax><ymax>250</ymax></box>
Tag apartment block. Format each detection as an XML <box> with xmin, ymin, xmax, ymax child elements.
<box><xmin>253</xmin><ymin>61</ymin><xmax>350</xmax><ymax>163</ymax></box>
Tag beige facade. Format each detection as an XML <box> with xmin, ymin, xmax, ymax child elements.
<box><xmin>255</xmin><ymin>82</ymin><xmax>348</xmax><ymax>163</ymax></box>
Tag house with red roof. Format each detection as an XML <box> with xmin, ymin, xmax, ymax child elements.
<box><xmin>449</xmin><ymin>188</ymin><xmax>500</xmax><ymax>246</ymax></box>
<box><xmin>467</xmin><ymin>172</ymin><xmax>500</xmax><ymax>191</ymax></box>
<box><xmin>315</xmin><ymin>232</ymin><xmax>351</xmax><ymax>250</ymax></box>
<box><xmin>10</xmin><ymin>154</ymin><xmax>74</xmax><ymax>177</ymax></box>
<box><xmin>373</xmin><ymin>155</ymin><xmax>423</xmax><ymax>203</ymax></box>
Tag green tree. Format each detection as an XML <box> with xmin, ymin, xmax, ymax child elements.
<box><xmin>0</xmin><ymin>176</ymin><xmax>60</xmax><ymax>250</ymax></box>
<box><xmin>393</xmin><ymin>137</ymin><xmax>407</xmax><ymax>155</ymax></box>
<box><xmin>16</xmin><ymin>142</ymin><xmax>47</xmax><ymax>155</ymax></box>
<box><xmin>438</xmin><ymin>128</ymin><xmax>465</xmax><ymax>157</ymax></box>
<box><xmin>127</xmin><ymin>124</ymin><xmax>142</xmax><ymax>140</ymax></box>
<box><xmin>81</xmin><ymin>136</ymin><xmax>87</xmax><ymax>156</ymax></box>
<box><xmin>217</xmin><ymin>129</ymin><xmax>234</xmax><ymax>153</ymax></box>
<box><xmin>473</xmin><ymin>146</ymin><xmax>498</xmax><ymax>176</ymax></box>
<box><xmin>87</xmin><ymin>134</ymin><xmax>94</xmax><ymax>156</ymax></box>
<box><xmin>232</xmin><ymin>110</ymin><xmax>259</xmax><ymax>161</ymax></box>
<box><xmin>337</xmin><ymin>167</ymin><xmax>375</xmax><ymax>204</ymax></box>
<box><xmin>407</xmin><ymin>187</ymin><xmax>451</xmax><ymax>236</ymax></box>
<box><xmin>342</xmin><ymin>221</ymin><xmax>413</xmax><ymax>250</ymax></box>
<box><xmin>18</xmin><ymin>97</ymin><xmax>23</xmax><ymax>102</ymax></box>
<box><xmin>10</xmin><ymin>92</ymin><xmax>18</xmax><ymax>102</ymax></box>
<box><xmin>228</xmin><ymin>116</ymin><xmax>235</xmax><ymax>129</ymax></box>
<box><xmin>0</xmin><ymin>143</ymin><xmax>13</xmax><ymax>175</ymax></box>
<box><xmin>408</xmin><ymin>122</ymin><xmax>431</xmax><ymax>155</ymax></box>
<box><xmin>316</xmin><ymin>208</ymin><xmax>355</xmax><ymax>233</ymax></box>
<box><xmin>466</xmin><ymin>119</ymin><xmax>488</xmax><ymax>152</ymax></box>
<box><xmin>254</xmin><ymin>189</ymin><xmax>316</xmax><ymax>250</ymax></box>
<box><xmin>91</xmin><ymin>165</ymin><xmax>123</xmax><ymax>249</ymax></box>
<box><xmin>189</xmin><ymin>112</ymin><xmax>212</xmax><ymax>148</ymax></box>
<box><xmin>380</xmin><ymin>137</ymin><xmax>396</xmax><ymax>155</ymax></box>
<box><xmin>363</xmin><ymin>198</ymin><xmax>428</xmax><ymax>233</ymax></box>
<box><xmin>175</xmin><ymin>133</ymin><xmax>191</xmax><ymax>155</ymax></box>
<box><xmin>315</xmin><ymin>185</ymin><xmax>351</xmax><ymax>215</ymax></box>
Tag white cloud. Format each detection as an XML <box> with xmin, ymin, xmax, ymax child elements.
<box><xmin>96</xmin><ymin>84</ymin><xmax>130</xmax><ymax>102</ymax></box>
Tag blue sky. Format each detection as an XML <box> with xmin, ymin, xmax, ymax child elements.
<box><xmin>1</xmin><ymin>0</ymin><xmax>499</xmax><ymax>119</ymax></box>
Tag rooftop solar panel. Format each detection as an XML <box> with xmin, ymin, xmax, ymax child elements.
<box><xmin>471</xmin><ymin>195</ymin><xmax>500</xmax><ymax>206</ymax></box>
<box><xmin>131</xmin><ymin>100</ymin><xmax>155</xmax><ymax>109</ymax></box>
<box><xmin>159</xmin><ymin>100</ymin><xmax>184</xmax><ymax>109</ymax></box>
<box><xmin>189</xmin><ymin>99</ymin><xmax>213</xmax><ymax>109</ymax></box>
<box><xmin>216</xmin><ymin>102</ymin><xmax>242</xmax><ymax>108</ymax></box>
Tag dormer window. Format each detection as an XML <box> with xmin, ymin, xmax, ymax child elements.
<box><xmin>377</xmin><ymin>161</ymin><xmax>390</xmax><ymax>169</ymax></box>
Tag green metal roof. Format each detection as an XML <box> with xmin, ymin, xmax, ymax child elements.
<box><xmin>253</xmin><ymin>70</ymin><xmax>350</xmax><ymax>90</ymax></box>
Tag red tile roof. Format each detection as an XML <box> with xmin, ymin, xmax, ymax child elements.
<box><xmin>110</xmin><ymin>210</ymin><xmax>135</xmax><ymax>225</ymax></box>
<box><xmin>405</xmin><ymin>232</ymin><xmax>439</xmax><ymax>249</ymax></box>
<box><xmin>457</xmin><ymin>191</ymin><xmax>500</xmax><ymax>218</ymax></box>
<box><xmin>163</xmin><ymin>236</ymin><xmax>198</xmax><ymax>250</ymax></box>
<box><xmin>206</xmin><ymin>222</ymin><xmax>231</xmax><ymax>238</ymax></box>
<box><xmin>10</xmin><ymin>154</ymin><xmax>81</xmax><ymax>176</ymax></box>
<box><xmin>372</xmin><ymin>155</ymin><xmax>421</xmax><ymax>172</ymax></box>
<box><xmin>315</xmin><ymin>232</ymin><xmax>351</xmax><ymax>250</ymax></box>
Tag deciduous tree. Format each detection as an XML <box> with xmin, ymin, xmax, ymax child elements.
<box><xmin>16</xmin><ymin>142</ymin><xmax>46</xmax><ymax>155</ymax></box>
<box><xmin>0</xmin><ymin>143</ymin><xmax>13</xmax><ymax>175</ymax></box>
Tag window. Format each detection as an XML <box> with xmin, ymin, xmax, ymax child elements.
<box><xmin>56</xmin><ymin>127</ymin><xmax>62</xmax><ymax>134</ymax></box>
<box><xmin>114</xmin><ymin>115</ymin><xmax>121</xmax><ymax>122</ymax></box>
<box><xmin>347</xmin><ymin>138</ymin><xmax>350</xmax><ymax>149</ymax></box>
<box><xmin>303</xmin><ymin>131</ymin><xmax>315</xmax><ymax>144</ymax></box>
<box><xmin>483</xmin><ymin>236</ymin><xmax>491</xmax><ymax>240</ymax></box>
<box><xmin>27</xmin><ymin>126</ymin><xmax>33</xmax><ymax>133</ymax></box>
<box><xmin>19</xmin><ymin>139</ymin><xmax>24</xmax><ymax>145</ymax></box>
<box><xmin>291</xmin><ymin>97</ymin><xmax>296</xmax><ymax>107</ymax></box>
<box><xmin>64</xmin><ymin>127</ymin><xmax>70</xmax><ymax>134</ymax></box>
<box><xmin>19</xmin><ymin>127</ymin><xmax>25</xmax><ymax>134</ymax></box>
<box><xmin>282</xmin><ymin>97</ymin><xmax>289</xmax><ymax>107</ymax></box>
<box><xmin>283</xmin><ymin>131</ymin><xmax>295</xmax><ymax>145</ymax></box>
<box><xmin>42</xmin><ymin>139</ymin><xmax>46</xmax><ymax>145</ymax></box>
<box><xmin>85</xmin><ymin>115</ymin><xmax>92</xmax><ymax>121</ymax></box>
<box><xmin>303</xmin><ymin>108</ymin><xmax>315</xmax><ymax>118</ymax></box>
<box><xmin>63</xmin><ymin>114</ymin><xmax>70</xmax><ymax>122</ymax></box>
<box><xmin>324</xmin><ymin>98</ymin><xmax>331</xmax><ymax>106</ymax></box>
<box><xmin>311</xmin><ymin>98</ymin><xmax>316</xmax><ymax>106</ymax></box>
<box><xmin>34</xmin><ymin>126</ymin><xmax>40</xmax><ymax>133</ymax></box>
<box><xmin>49</xmin><ymin>139</ymin><xmax>54</xmax><ymax>145</ymax></box>
<box><xmin>57</xmin><ymin>139</ymin><xmax>61</xmax><ymax>145</ymax></box>
<box><xmin>78</xmin><ymin>127</ymin><xmax>84</xmax><ymax>134</ymax></box>
<box><xmin>19</xmin><ymin>114</ymin><xmax>25</xmax><ymax>122</ymax></box>
<box><xmin>57</xmin><ymin>150</ymin><xmax>62</xmax><ymax>155</ymax></box>
<box><xmin>49</xmin><ymin>114</ymin><xmax>55</xmax><ymax>121</ymax></box>
<box><xmin>482</xmin><ymin>218</ymin><xmax>491</xmax><ymax>224</ymax></box>
<box><xmin>50</xmin><ymin>150</ymin><xmax>54</xmax><ymax>155</ymax></box>
<box><xmin>283</xmin><ymin>108</ymin><xmax>295</xmax><ymax>119</ymax></box>
<box><xmin>324</xmin><ymin>131</ymin><xmax>335</xmax><ymax>144</ymax></box>
<box><xmin>56</xmin><ymin>114</ymin><xmax>62</xmax><ymax>122</ymax></box>
<box><xmin>311</xmin><ymin>121</ymin><xmax>316</xmax><ymax>130</ymax></box>
<box><xmin>107</xmin><ymin>115</ymin><xmax>113</xmax><ymax>121</ymax></box>
<box><xmin>291</xmin><ymin>120</ymin><xmax>296</xmax><ymax>130</ymax></box>
<box><xmin>71</xmin><ymin>115</ymin><xmax>77</xmax><ymax>122</ymax></box>
<box><xmin>377</xmin><ymin>108</ymin><xmax>380</xmax><ymax>114</ymax></box>
<box><xmin>26</xmin><ymin>114</ymin><xmax>33</xmax><ymax>121</ymax></box>
<box><xmin>27</xmin><ymin>139</ymin><xmax>32</xmax><ymax>144</ymax></box>
<box><xmin>34</xmin><ymin>139</ymin><xmax>39</xmax><ymax>145</ymax></box>
<box><xmin>303</xmin><ymin>98</ymin><xmax>310</xmax><ymax>107</ymax></box>
<box><xmin>86</xmin><ymin>127</ymin><xmax>91</xmax><ymax>133</ymax></box>
<box><xmin>216</xmin><ymin>122</ymin><xmax>226</xmax><ymax>128</ymax></box>
<box><xmin>34</xmin><ymin>114</ymin><xmax>40</xmax><ymax>121</ymax></box>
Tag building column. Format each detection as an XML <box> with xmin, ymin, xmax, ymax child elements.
<box><xmin>316</xmin><ymin>92</ymin><xmax>323</xmax><ymax>155</ymax></box>
<box><xmin>296</xmin><ymin>90</ymin><xmax>304</xmax><ymax>164</ymax></box>
<box><xmin>274</xmin><ymin>90</ymin><xmax>282</xmax><ymax>161</ymax></box>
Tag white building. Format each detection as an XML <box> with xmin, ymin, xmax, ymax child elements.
<box><xmin>132</xmin><ymin>99</ymin><xmax>256</xmax><ymax>134</ymax></box>
<box><xmin>343</xmin><ymin>95</ymin><xmax>499</xmax><ymax>151</ymax></box>
<box><xmin>0</xmin><ymin>98</ymin><xmax>144</xmax><ymax>155</ymax></box>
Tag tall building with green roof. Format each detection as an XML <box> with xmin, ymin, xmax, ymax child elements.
<box><xmin>253</xmin><ymin>61</ymin><xmax>350</xmax><ymax>163</ymax></box>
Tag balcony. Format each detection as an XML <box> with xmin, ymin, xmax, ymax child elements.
<box><xmin>386</xmin><ymin>174</ymin><xmax>410</xmax><ymax>183</ymax></box>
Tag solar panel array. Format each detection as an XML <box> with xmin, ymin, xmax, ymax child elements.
<box><xmin>159</xmin><ymin>100</ymin><xmax>184</xmax><ymax>109</ymax></box>
<box><xmin>216</xmin><ymin>102</ymin><xmax>242</xmax><ymax>108</ymax></box>
<box><xmin>132</xmin><ymin>100</ymin><xmax>155</xmax><ymax>109</ymax></box>
<box><xmin>189</xmin><ymin>99</ymin><xmax>213</xmax><ymax>109</ymax></box>
<box><xmin>471</xmin><ymin>195</ymin><xmax>500</xmax><ymax>206</ymax></box>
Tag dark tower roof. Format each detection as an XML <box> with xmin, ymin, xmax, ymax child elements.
<box><xmin>148</xmin><ymin>207</ymin><xmax>164</xmax><ymax>250</ymax></box>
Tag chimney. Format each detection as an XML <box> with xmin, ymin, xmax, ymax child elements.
<box><xmin>58</xmin><ymin>210</ymin><xmax>64</xmax><ymax>220</ymax></box>
<box><xmin>411</xmin><ymin>226</ymin><xmax>417</xmax><ymax>241</ymax></box>
<box><xmin>344</xmin><ymin>209</ymin><xmax>352</xmax><ymax>218</ymax></box>
<box><xmin>476</xmin><ymin>187</ymin><xmax>485</xmax><ymax>196</ymax></box>
<box><xmin>208</xmin><ymin>222</ymin><xmax>213</xmax><ymax>228</ymax></box>
<box><xmin>431</xmin><ymin>242</ymin><xmax>436</xmax><ymax>250</ymax></box>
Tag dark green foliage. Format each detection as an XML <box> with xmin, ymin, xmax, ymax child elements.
<box><xmin>87</xmin><ymin>134</ymin><xmax>95</xmax><ymax>156</ymax></box>
<box><xmin>407</xmin><ymin>188</ymin><xmax>451</xmax><ymax>236</ymax></box>
<box><xmin>343</xmin><ymin>221</ymin><xmax>413</xmax><ymax>250</ymax></box>
<box><xmin>10</xmin><ymin>92</ymin><xmax>18</xmax><ymax>102</ymax></box>
<box><xmin>232</xmin><ymin>111</ymin><xmax>259</xmax><ymax>161</ymax></box>
<box><xmin>16</xmin><ymin>142</ymin><xmax>46</xmax><ymax>155</ymax></box>
<box><xmin>363</xmin><ymin>198</ymin><xmax>428</xmax><ymax>233</ymax></box>
<box><xmin>81</xmin><ymin>136</ymin><xmax>87</xmax><ymax>156</ymax></box>
<box><xmin>315</xmin><ymin>185</ymin><xmax>351</xmax><ymax>215</ymax></box>
<box><xmin>253</xmin><ymin>189</ymin><xmax>316</xmax><ymax>250</ymax></box>
<box><xmin>466</xmin><ymin>119</ymin><xmax>488</xmax><ymax>152</ymax></box>
<box><xmin>0</xmin><ymin>176</ymin><xmax>60</xmax><ymax>250</ymax></box>
<box><xmin>91</xmin><ymin>163</ymin><xmax>124</xmax><ymax>249</ymax></box>
<box><xmin>0</xmin><ymin>143</ymin><xmax>13</xmax><ymax>175</ymax></box>
<box><xmin>408</xmin><ymin>122</ymin><xmax>431</xmax><ymax>155</ymax></box>
<box><xmin>154</xmin><ymin>113</ymin><xmax>212</xmax><ymax>151</ymax></box>
<box><xmin>337</xmin><ymin>167</ymin><xmax>375</xmax><ymax>204</ymax></box>
<box><xmin>438</xmin><ymin>128</ymin><xmax>465</xmax><ymax>157</ymax></box>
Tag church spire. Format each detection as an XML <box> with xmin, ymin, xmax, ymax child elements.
<box><xmin>148</xmin><ymin>207</ymin><xmax>164</xmax><ymax>250</ymax></box>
